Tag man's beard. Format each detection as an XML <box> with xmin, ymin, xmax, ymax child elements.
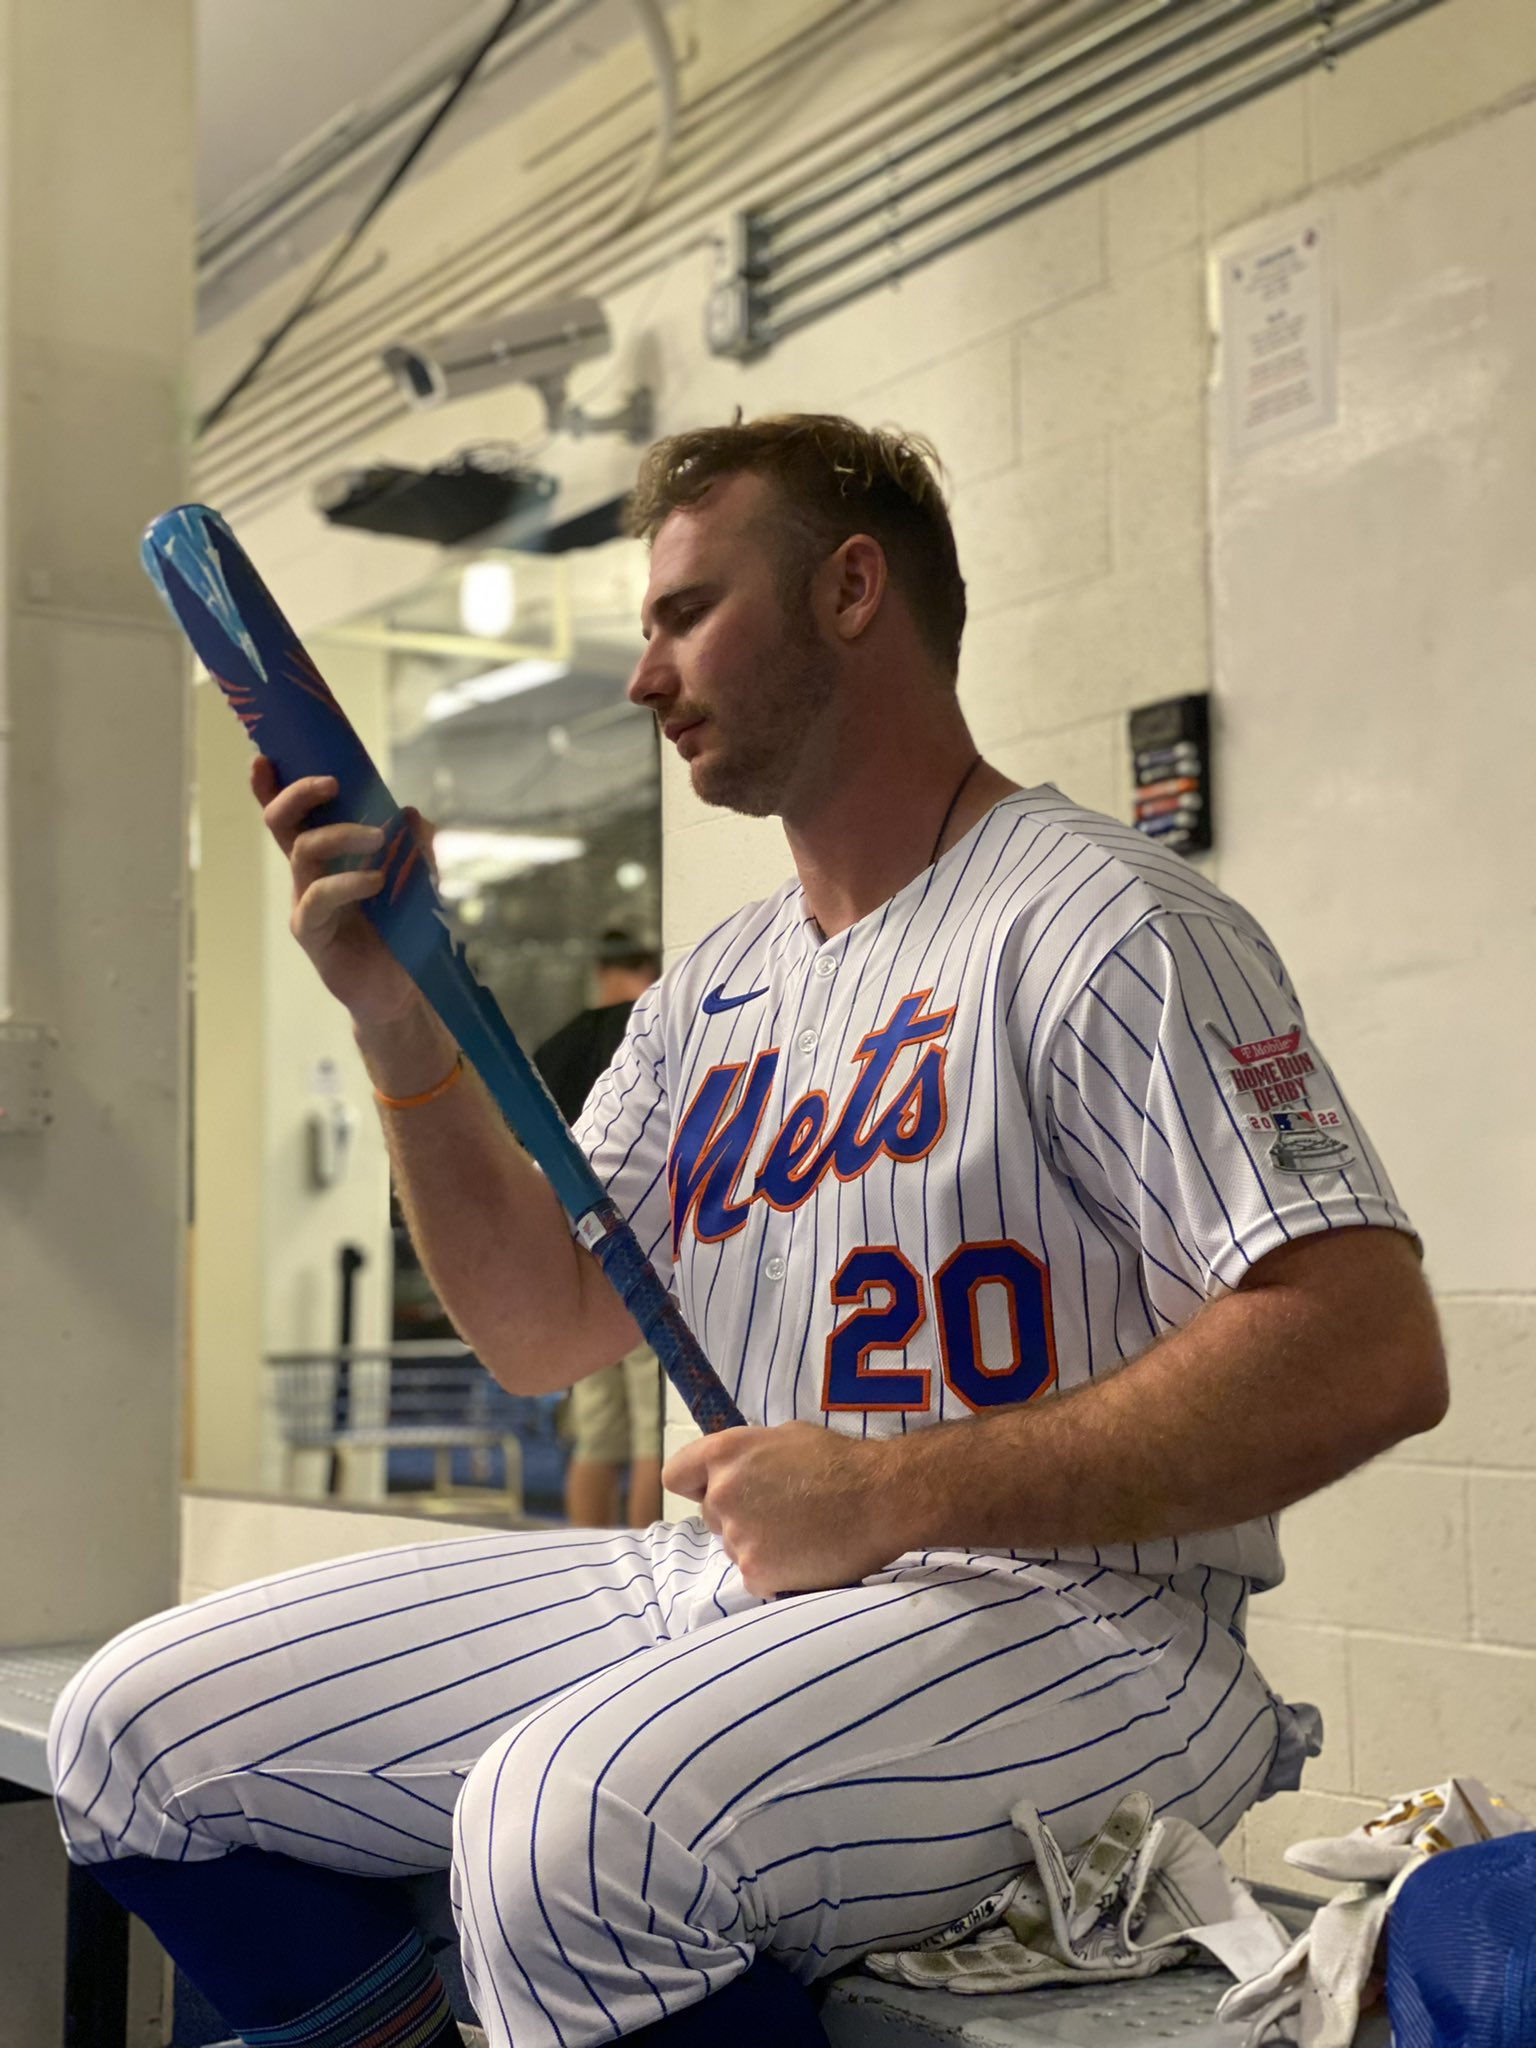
<box><xmin>692</xmin><ymin>608</ymin><xmax>839</xmax><ymax>819</ymax></box>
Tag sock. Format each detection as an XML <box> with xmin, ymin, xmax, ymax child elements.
<box><xmin>87</xmin><ymin>1849</ymin><xmax>827</xmax><ymax>2046</ymax></box>
<box><xmin>621</xmin><ymin>1954</ymin><xmax>831</xmax><ymax>2046</ymax></box>
<box><xmin>81</xmin><ymin>1848</ymin><xmax>463</xmax><ymax>2048</ymax></box>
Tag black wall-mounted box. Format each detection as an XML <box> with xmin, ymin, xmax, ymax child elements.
<box><xmin>1128</xmin><ymin>694</ymin><xmax>1211</xmax><ymax>855</ymax></box>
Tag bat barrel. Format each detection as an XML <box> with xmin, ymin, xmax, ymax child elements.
<box><xmin>143</xmin><ymin>507</ymin><xmax>399</xmax><ymax>837</ymax></box>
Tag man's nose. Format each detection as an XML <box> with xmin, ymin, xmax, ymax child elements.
<box><xmin>627</xmin><ymin>641</ymin><xmax>673</xmax><ymax>707</ymax></box>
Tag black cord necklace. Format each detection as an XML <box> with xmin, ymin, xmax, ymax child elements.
<box><xmin>928</xmin><ymin>754</ymin><xmax>984</xmax><ymax>867</ymax></box>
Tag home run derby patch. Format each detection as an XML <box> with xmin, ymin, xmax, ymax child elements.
<box><xmin>1209</xmin><ymin>1025</ymin><xmax>1356</xmax><ymax>1176</ymax></box>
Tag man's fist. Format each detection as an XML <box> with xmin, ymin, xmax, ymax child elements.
<box><xmin>663</xmin><ymin>1423</ymin><xmax>906</xmax><ymax>1598</ymax></box>
<box><xmin>253</xmin><ymin>758</ymin><xmax>429</xmax><ymax>1035</ymax></box>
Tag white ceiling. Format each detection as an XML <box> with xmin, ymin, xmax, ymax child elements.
<box><xmin>197</xmin><ymin>0</ymin><xmax>504</xmax><ymax>220</ymax></box>
<box><xmin>195</xmin><ymin>0</ymin><xmax>644</xmax><ymax>323</ymax></box>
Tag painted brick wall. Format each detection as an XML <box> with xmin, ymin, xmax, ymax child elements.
<box><xmin>649</xmin><ymin>0</ymin><xmax>1536</xmax><ymax>1893</ymax></box>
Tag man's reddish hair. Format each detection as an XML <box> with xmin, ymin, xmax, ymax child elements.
<box><xmin>627</xmin><ymin>412</ymin><xmax>967</xmax><ymax>674</ymax></box>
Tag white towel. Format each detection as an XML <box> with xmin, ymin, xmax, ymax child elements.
<box><xmin>1218</xmin><ymin>1776</ymin><xmax>1531</xmax><ymax>2048</ymax></box>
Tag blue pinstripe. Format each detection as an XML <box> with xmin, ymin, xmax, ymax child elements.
<box><xmin>66</xmin><ymin>1537</ymin><xmax>648</xmax><ymax>1826</ymax></box>
<box><xmin>89</xmin><ymin>1546</ymin><xmax>662</xmax><ymax>1844</ymax></box>
<box><xmin>1048</xmin><ymin>1075</ymin><xmax>1209</xmax><ymax>1298</ymax></box>
<box><xmin>1016</xmin><ymin>874</ymin><xmax>1142</xmax><ymax>1083</ymax></box>
<box><xmin>52</xmin><ymin>1531</ymin><xmax>573</xmax><ymax>1797</ymax></box>
<box><xmin>670</xmin><ymin>1588</ymin><xmax>1076</xmax><ymax>1846</ymax></box>
<box><xmin>948</xmin><ymin>832</ymin><xmax>1079</xmax><ymax>1247</ymax></box>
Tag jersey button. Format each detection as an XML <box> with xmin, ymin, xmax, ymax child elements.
<box><xmin>764</xmin><ymin>1256</ymin><xmax>787</xmax><ymax>1282</ymax></box>
<box><xmin>797</xmin><ymin>1029</ymin><xmax>818</xmax><ymax>1053</ymax></box>
<box><xmin>814</xmin><ymin>955</ymin><xmax>836</xmax><ymax>979</ymax></box>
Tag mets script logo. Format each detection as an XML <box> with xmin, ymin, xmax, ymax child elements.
<box><xmin>669</xmin><ymin>990</ymin><xmax>953</xmax><ymax>1251</ymax></box>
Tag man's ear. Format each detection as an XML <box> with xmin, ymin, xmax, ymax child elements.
<box><xmin>826</xmin><ymin>533</ymin><xmax>887</xmax><ymax>645</ymax></box>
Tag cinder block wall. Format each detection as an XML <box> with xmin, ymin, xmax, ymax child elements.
<box><xmin>648</xmin><ymin>0</ymin><xmax>1536</xmax><ymax>1892</ymax></box>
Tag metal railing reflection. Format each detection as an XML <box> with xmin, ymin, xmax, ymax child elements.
<box><xmin>264</xmin><ymin>1341</ymin><xmax>566</xmax><ymax>1517</ymax></box>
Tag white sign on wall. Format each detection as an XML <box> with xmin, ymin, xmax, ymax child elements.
<box><xmin>1217</xmin><ymin>212</ymin><xmax>1336</xmax><ymax>457</ymax></box>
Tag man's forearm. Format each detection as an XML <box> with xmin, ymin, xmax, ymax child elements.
<box><xmin>357</xmin><ymin>1003</ymin><xmax>638</xmax><ymax>1392</ymax></box>
<box><xmin>864</xmin><ymin>1229</ymin><xmax>1446</xmax><ymax>1558</ymax></box>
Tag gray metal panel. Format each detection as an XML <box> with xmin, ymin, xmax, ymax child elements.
<box><xmin>0</xmin><ymin>1644</ymin><xmax>99</xmax><ymax>1793</ymax></box>
<box><xmin>823</xmin><ymin>1965</ymin><xmax>1250</xmax><ymax>2047</ymax></box>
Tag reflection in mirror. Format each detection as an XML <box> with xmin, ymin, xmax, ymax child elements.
<box><xmin>191</xmin><ymin>534</ymin><xmax>658</xmax><ymax>1531</ymax></box>
<box><xmin>379</xmin><ymin>537</ymin><xmax>658</xmax><ymax>1051</ymax></box>
<box><xmin>379</xmin><ymin>538</ymin><xmax>659</xmax><ymax>1526</ymax></box>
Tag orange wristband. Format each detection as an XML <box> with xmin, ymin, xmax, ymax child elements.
<box><xmin>373</xmin><ymin>1053</ymin><xmax>464</xmax><ymax>1112</ymax></box>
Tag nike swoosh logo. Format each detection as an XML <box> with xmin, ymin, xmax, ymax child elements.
<box><xmin>702</xmin><ymin>984</ymin><xmax>769</xmax><ymax>1015</ymax></box>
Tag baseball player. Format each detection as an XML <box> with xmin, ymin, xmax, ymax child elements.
<box><xmin>49</xmin><ymin>416</ymin><xmax>1446</xmax><ymax>2048</ymax></box>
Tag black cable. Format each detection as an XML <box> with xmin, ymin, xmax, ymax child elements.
<box><xmin>197</xmin><ymin>0</ymin><xmax>528</xmax><ymax>441</ymax></box>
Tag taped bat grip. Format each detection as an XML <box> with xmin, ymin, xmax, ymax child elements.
<box><xmin>584</xmin><ymin>1206</ymin><xmax>745</xmax><ymax>1435</ymax></box>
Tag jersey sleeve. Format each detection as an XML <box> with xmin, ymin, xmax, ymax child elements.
<box><xmin>569</xmin><ymin>978</ymin><xmax>676</xmax><ymax>1285</ymax></box>
<box><xmin>1042</xmin><ymin>910</ymin><xmax>1416</xmax><ymax>1300</ymax></box>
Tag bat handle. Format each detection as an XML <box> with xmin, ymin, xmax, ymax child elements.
<box><xmin>580</xmin><ymin>1203</ymin><xmax>745</xmax><ymax>1434</ymax></box>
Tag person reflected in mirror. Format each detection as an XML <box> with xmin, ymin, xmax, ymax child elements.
<box><xmin>534</xmin><ymin>929</ymin><xmax>664</xmax><ymax>1527</ymax></box>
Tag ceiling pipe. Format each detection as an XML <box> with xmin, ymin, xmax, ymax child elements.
<box><xmin>736</xmin><ymin>0</ymin><xmax>1450</xmax><ymax>349</ymax></box>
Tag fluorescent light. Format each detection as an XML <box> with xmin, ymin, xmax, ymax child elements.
<box><xmin>432</xmin><ymin>828</ymin><xmax>585</xmax><ymax>900</ymax></box>
<box><xmin>424</xmin><ymin>657</ymin><xmax>569</xmax><ymax>723</ymax></box>
<box><xmin>459</xmin><ymin>559</ymin><xmax>517</xmax><ymax>639</ymax></box>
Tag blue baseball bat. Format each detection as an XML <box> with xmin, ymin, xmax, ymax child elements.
<box><xmin>142</xmin><ymin>503</ymin><xmax>744</xmax><ymax>1435</ymax></box>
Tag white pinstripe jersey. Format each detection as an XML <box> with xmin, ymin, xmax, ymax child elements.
<box><xmin>576</xmin><ymin>788</ymin><xmax>1415</xmax><ymax>1590</ymax></box>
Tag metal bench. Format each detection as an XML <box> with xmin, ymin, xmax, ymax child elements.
<box><xmin>819</xmin><ymin>1886</ymin><xmax>1316</xmax><ymax>2045</ymax></box>
<box><xmin>821</xmin><ymin>1966</ymin><xmax>1255</xmax><ymax>2044</ymax></box>
<box><xmin>0</xmin><ymin>1640</ymin><xmax>131</xmax><ymax>2048</ymax></box>
<box><xmin>451</xmin><ymin>1971</ymin><xmax>1262</xmax><ymax>2045</ymax></box>
<box><xmin>234</xmin><ymin>1975</ymin><xmax>1263</xmax><ymax>2048</ymax></box>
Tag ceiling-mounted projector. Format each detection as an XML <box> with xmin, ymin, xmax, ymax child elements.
<box><xmin>313</xmin><ymin>454</ymin><xmax>554</xmax><ymax>545</ymax></box>
<box><xmin>381</xmin><ymin>294</ymin><xmax>652</xmax><ymax>443</ymax></box>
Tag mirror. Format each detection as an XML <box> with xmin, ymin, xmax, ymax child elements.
<box><xmin>188</xmin><ymin>533</ymin><xmax>659</xmax><ymax>1529</ymax></box>
<box><xmin>373</xmin><ymin>538</ymin><xmax>659</xmax><ymax>1047</ymax></box>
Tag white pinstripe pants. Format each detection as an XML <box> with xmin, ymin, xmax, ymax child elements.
<box><xmin>49</xmin><ymin>1522</ymin><xmax>1285</xmax><ymax>2047</ymax></box>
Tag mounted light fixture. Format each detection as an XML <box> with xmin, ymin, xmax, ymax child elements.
<box><xmin>423</xmin><ymin>657</ymin><xmax>570</xmax><ymax>724</ymax></box>
<box><xmin>459</xmin><ymin>559</ymin><xmax>517</xmax><ymax>639</ymax></box>
<box><xmin>432</xmin><ymin>828</ymin><xmax>587</xmax><ymax>900</ymax></box>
